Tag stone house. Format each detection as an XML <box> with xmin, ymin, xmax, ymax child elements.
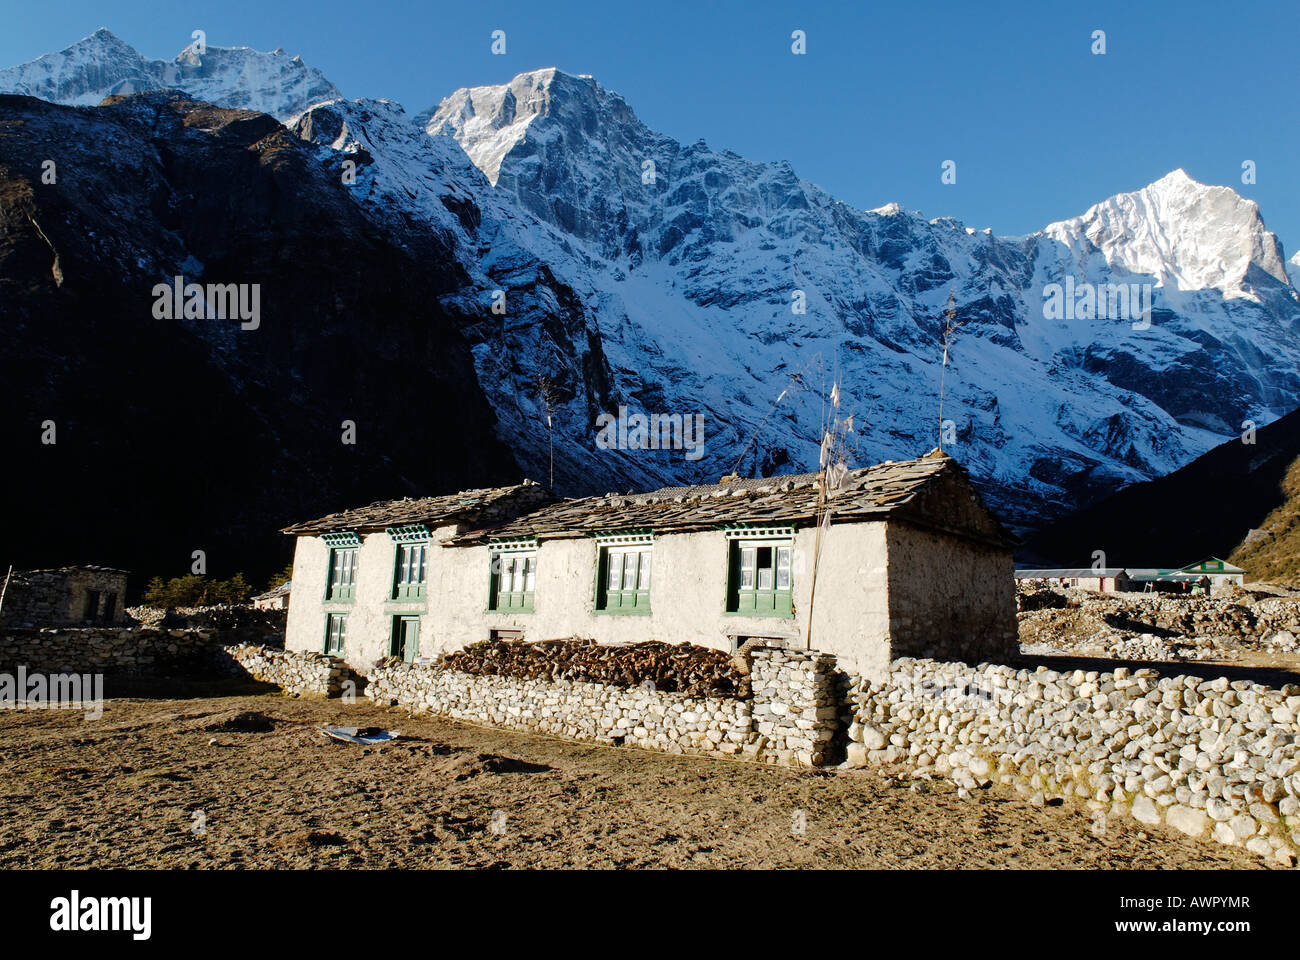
<box><xmin>0</xmin><ymin>565</ymin><xmax>129</xmax><ymax>627</ymax></box>
<box><xmin>281</xmin><ymin>451</ymin><xmax>1017</xmax><ymax>679</ymax></box>
<box><xmin>1015</xmin><ymin>567</ymin><xmax>1132</xmax><ymax>592</ymax></box>
<box><xmin>252</xmin><ymin>580</ymin><xmax>292</xmax><ymax>610</ymax></box>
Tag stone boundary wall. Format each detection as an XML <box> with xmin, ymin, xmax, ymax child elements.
<box><xmin>219</xmin><ymin>644</ymin><xmax>347</xmax><ymax>697</ymax></box>
<box><xmin>126</xmin><ymin>605</ymin><xmax>287</xmax><ymax>647</ymax></box>
<box><xmin>365</xmin><ymin>647</ymin><xmax>839</xmax><ymax>767</ymax></box>
<box><xmin>0</xmin><ymin>626</ymin><xmax>221</xmax><ymax>675</ymax></box>
<box><xmin>842</xmin><ymin>658</ymin><xmax>1300</xmax><ymax>867</ymax></box>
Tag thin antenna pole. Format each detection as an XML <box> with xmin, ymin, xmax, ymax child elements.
<box><xmin>0</xmin><ymin>564</ymin><xmax>12</xmax><ymax>621</ymax></box>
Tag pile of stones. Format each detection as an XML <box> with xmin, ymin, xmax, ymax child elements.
<box><xmin>1015</xmin><ymin>584</ymin><xmax>1300</xmax><ymax>662</ymax></box>
<box><xmin>842</xmin><ymin>657</ymin><xmax>1300</xmax><ymax>866</ymax></box>
<box><xmin>1022</xmin><ymin>629</ymin><xmax>1234</xmax><ymax>662</ymax></box>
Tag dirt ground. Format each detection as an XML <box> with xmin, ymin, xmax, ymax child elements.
<box><xmin>0</xmin><ymin>680</ymin><xmax>1273</xmax><ymax>869</ymax></box>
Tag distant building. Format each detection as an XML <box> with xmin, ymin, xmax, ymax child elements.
<box><xmin>1014</xmin><ymin>568</ymin><xmax>1130</xmax><ymax>592</ymax></box>
<box><xmin>280</xmin><ymin>452</ymin><xmax>1019</xmax><ymax>680</ymax></box>
<box><xmin>0</xmin><ymin>566</ymin><xmax>129</xmax><ymax>627</ymax></box>
<box><xmin>251</xmin><ymin>580</ymin><xmax>291</xmax><ymax>611</ymax></box>
<box><xmin>1016</xmin><ymin>556</ymin><xmax>1246</xmax><ymax>593</ymax></box>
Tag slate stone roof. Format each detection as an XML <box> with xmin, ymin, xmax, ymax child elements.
<box><xmin>450</xmin><ymin>450</ymin><xmax>1013</xmax><ymax>547</ymax></box>
<box><xmin>252</xmin><ymin>580</ymin><xmax>292</xmax><ymax>601</ymax></box>
<box><xmin>281</xmin><ymin>481</ymin><xmax>553</xmax><ymax>535</ymax></box>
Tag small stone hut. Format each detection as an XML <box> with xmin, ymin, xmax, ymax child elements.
<box><xmin>0</xmin><ymin>565</ymin><xmax>129</xmax><ymax>627</ymax></box>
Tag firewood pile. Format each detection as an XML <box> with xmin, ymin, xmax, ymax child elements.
<box><xmin>437</xmin><ymin>638</ymin><xmax>749</xmax><ymax>698</ymax></box>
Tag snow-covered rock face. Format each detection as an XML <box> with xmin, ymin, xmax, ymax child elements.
<box><xmin>1043</xmin><ymin>169</ymin><xmax>1291</xmax><ymax>297</ymax></box>
<box><xmin>6</xmin><ymin>36</ymin><xmax>1300</xmax><ymax>533</ymax></box>
<box><xmin>421</xmin><ymin>69</ymin><xmax>1300</xmax><ymax>530</ymax></box>
<box><xmin>0</xmin><ymin>28</ymin><xmax>339</xmax><ymax>121</ymax></box>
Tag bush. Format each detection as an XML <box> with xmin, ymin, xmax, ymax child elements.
<box><xmin>144</xmin><ymin>573</ymin><xmax>254</xmax><ymax>607</ymax></box>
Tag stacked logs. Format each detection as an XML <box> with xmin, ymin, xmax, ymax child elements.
<box><xmin>437</xmin><ymin>637</ymin><xmax>748</xmax><ymax>698</ymax></box>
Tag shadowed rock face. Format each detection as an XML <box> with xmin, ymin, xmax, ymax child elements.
<box><xmin>1024</xmin><ymin>406</ymin><xmax>1300</xmax><ymax>569</ymax></box>
<box><xmin>0</xmin><ymin>91</ymin><xmax>518</xmax><ymax>585</ymax></box>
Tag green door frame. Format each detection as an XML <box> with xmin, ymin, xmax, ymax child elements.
<box><xmin>390</xmin><ymin>615</ymin><xmax>421</xmax><ymax>662</ymax></box>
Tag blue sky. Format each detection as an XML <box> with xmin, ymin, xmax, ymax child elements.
<box><xmin>7</xmin><ymin>0</ymin><xmax>1300</xmax><ymax>249</ymax></box>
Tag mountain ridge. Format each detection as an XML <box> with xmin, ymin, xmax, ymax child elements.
<box><xmin>4</xmin><ymin>30</ymin><xmax>1300</xmax><ymax>539</ymax></box>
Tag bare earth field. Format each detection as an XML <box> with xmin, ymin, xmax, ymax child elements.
<box><xmin>0</xmin><ymin>682</ymin><xmax>1272</xmax><ymax>869</ymax></box>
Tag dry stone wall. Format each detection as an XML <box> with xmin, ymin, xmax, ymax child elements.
<box><xmin>219</xmin><ymin>644</ymin><xmax>347</xmax><ymax>696</ymax></box>
<box><xmin>365</xmin><ymin>646</ymin><xmax>839</xmax><ymax>767</ymax></box>
<box><xmin>0</xmin><ymin>626</ymin><xmax>221</xmax><ymax>675</ymax></box>
<box><xmin>843</xmin><ymin>657</ymin><xmax>1300</xmax><ymax>866</ymax></box>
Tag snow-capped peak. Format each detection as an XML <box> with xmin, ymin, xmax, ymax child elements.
<box><xmin>1044</xmin><ymin>169</ymin><xmax>1290</xmax><ymax>296</ymax></box>
<box><xmin>0</xmin><ymin>28</ymin><xmax>340</xmax><ymax>121</ymax></box>
<box><xmin>419</xmin><ymin>68</ymin><xmax>619</xmax><ymax>185</ymax></box>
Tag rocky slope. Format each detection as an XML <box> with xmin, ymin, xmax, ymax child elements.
<box><xmin>1024</xmin><ymin>406</ymin><xmax>1300</xmax><ymax>573</ymax></box>
<box><xmin>421</xmin><ymin>70</ymin><xmax>1300</xmax><ymax>531</ymax></box>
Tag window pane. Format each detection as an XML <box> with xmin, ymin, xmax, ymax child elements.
<box><xmin>776</xmin><ymin>547</ymin><xmax>791</xmax><ymax>588</ymax></box>
<box><xmin>740</xmin><ymin>547</ymin><xmax>755</xmax><ymax>588</ymax></box>
<box><xmin>637</xmin><ymin>550</ymin><xmax>651</xmax><ymax>589</ymax></box>
<box><xmin>623</xmin><ymin>551</ymin><xmax>637</xmax><ymax>589</ymax></box>
<box><xmin>756</xmin><ymin>547</ymin><xmax>773</xmax><ymax>590</ymax></box>
<box><xmin>607</xmin><ymin>551</ymin><xmax>621</xmax><ymax>591</ymax></box>
<box><xmin>418</xmin><ymin>545</ymin><xmax>427</xmax><ymax>583</ymax></box>
<box><xmin>524</xmin><ymin>555</ymin><xmax>536</xmax><ymax>591</ymax></box>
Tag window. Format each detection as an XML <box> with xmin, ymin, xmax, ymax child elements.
<box><xmin>83</xmin><ymin>590</ymin><xmax>100</xmax><ymax>622</ymax></box>
<box><xmin>726</xmin><ymin>535</ymin><xmax>793</xmax><ymax>616</ymax></box>
<box><xmin>324</xmin><ymin>613</ymin><xmax>348</xmax><ymax>654</ymax></box>
<box><xmin>392</xmin><ymin>542</ymin><xmax>428</xmax><ymax>600</ymax></box>
<box><xmin>489</xmin><ymin>547</ymin><xmax>536</xmax><ymax>612</ymax></box>
<box><xmin>327</xmin><ymin>547</ymin><xmax>358</xmax><ymax>601</ymax></box>
<box><xmin>597</xmin><ymin>544</ymin><xmax>652</xmax><ymax>612</ymax></box>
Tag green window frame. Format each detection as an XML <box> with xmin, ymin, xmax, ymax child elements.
<box><xmin>489</xmin><ymin>547</ymin><xmax>536</xmax><ymax>612</ymax></box>
<box><xmin>326</xmin><ymin>546</ymin><xmax>358</xmax><ymax>601</ymax></box>
<box><xmin>726</xmin><ymin>534</ymin><xmax>794</xmax><ymax>617</ymax></box>
<box><xmin>324</xmin><ymin>613</ymin><xmax>348</xmax><ymax>654</ymax></box>
<box><xmin>596</xmin><ymin>543</ymin><xmax>652</xmax><ymax>613</ymax></box>
<box><xmin>391</xmin><ymin>541</ymin><xmax>428</xmax><ymax>600</ymax></box>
